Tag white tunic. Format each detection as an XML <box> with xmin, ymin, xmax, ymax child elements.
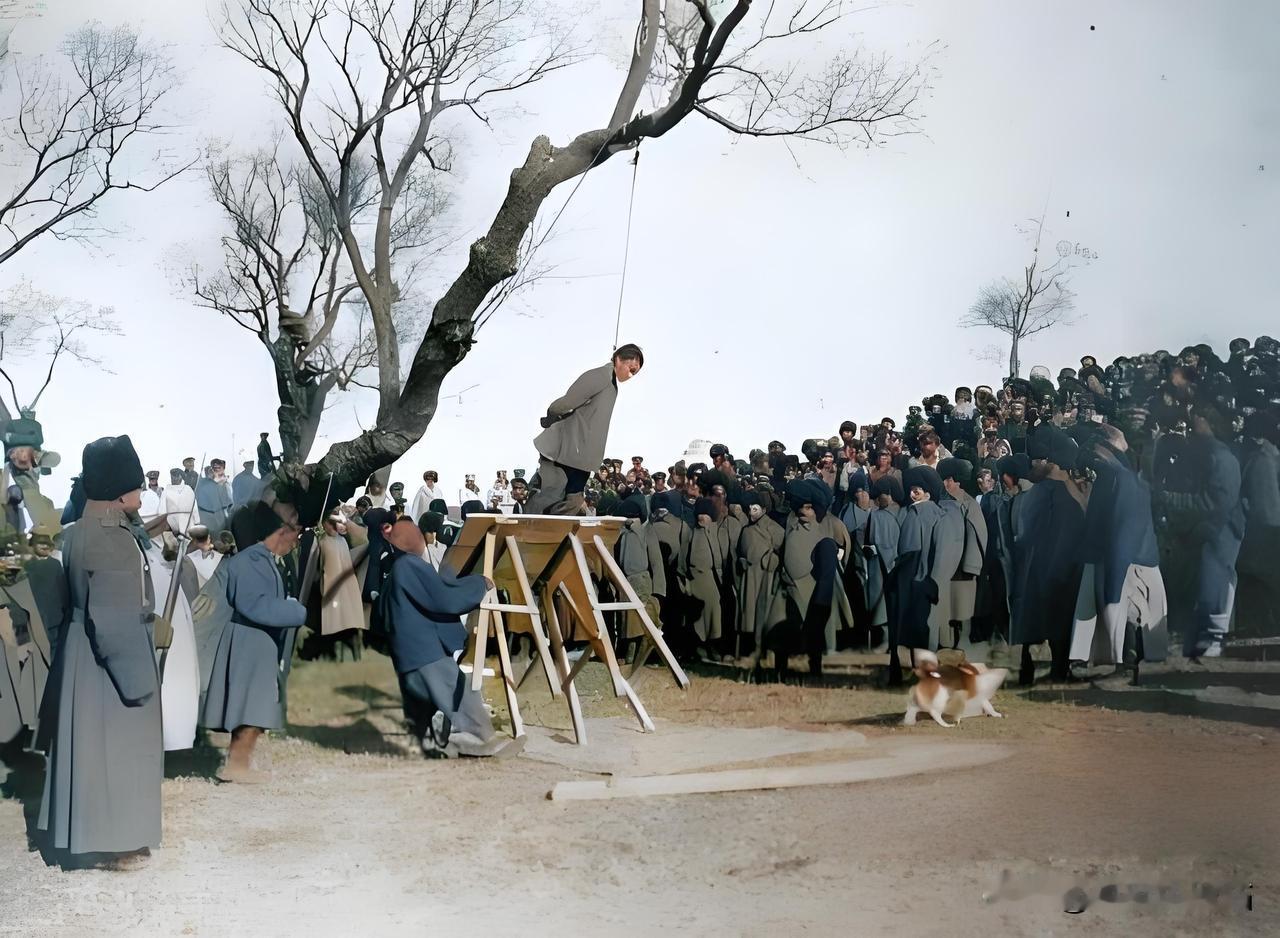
<box><xmin>162</xmin><ymin>483</ymin><xmax>201</xmax><ymax>534</ymax></box>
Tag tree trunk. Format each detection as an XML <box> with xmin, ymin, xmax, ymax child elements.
<box><xmin>1009</xmin><ymin>335</ymin><xmax>1020</xmax><ymax>379</ymax></box>
<box><xmin>267</xmin><ymin>336</ymin><xmax>335</xmax><ymax>465</ymax></box>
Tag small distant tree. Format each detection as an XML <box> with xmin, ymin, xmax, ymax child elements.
<box><xmin>961</xmin><ymin>214</ymin><xmax>1080</xmax><ymax>378</ymax></box>
<box><xmin>0</xmin><ymin>23</ymin><xmax>191</xmax><ymax>267</ymax></box>
<box><xmin>0</xmin><ymin>279</ymin><xmax>120</xmax><ymax>425</ymax></box>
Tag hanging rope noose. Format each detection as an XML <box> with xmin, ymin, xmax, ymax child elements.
<box><xmin>613</xmin><ymin>149</ymin><xmax>641</xmax><ymax>351</ymax></box>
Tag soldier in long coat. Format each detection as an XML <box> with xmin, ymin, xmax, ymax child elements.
<box><xmin>317</xmin><ymin>514</ymin><xmax>365</xmax><ymax>661</ymax></box>
<box><xmin>736</xmin><ymin>492</ymin><xmax>784</xmax><ymax>652</ymax></box>
<box><xmin>939</xmin><ymin>458</ymin><xmax>988</xmax><ymax>653</ymax></box>
<box><xmin>647</xmin><ymin>490</ymin><xmax>688</xmax><ymax>650</ymax></box>
<box><xmin>678</xmin><ymin>497</ymin><xmax>729</xmax><ymax>652</ymax></box>
<box><xmin>613</xmin><ymin>500</ymin><xmax>665</xmax><ymax>641</ymax></box>
<box><xmin>525</xmin><ymin>344</ymin><xmax>644</xmax><ymax>515</ymax></box>
<box><xmin>1011</xmin><ymin>427</ymin><xmax>1087</xmax><ymax>684</ymax></box>
<box><xmin>886</xmin><ymin>467</ymin><xmax>951</xmax><ymax>682</ymax></box>
<box><xmin>201</xmin><ymin>502</ymin><xmax>305</xmax><ymax>782</ymax></box>
<box><xmin>37</xmin><ymin>435</ymin><xmax>160</xmax><ymax>870</ymax></box>
<box><xmin>861</xmin><ymin>477</ymin><xmax>903</xmax><ymax>645</ymax></box>
<box><xmin>764</xmin><ymin>480</ymin><xmax>849</xmax><ymax>677</ymax></box>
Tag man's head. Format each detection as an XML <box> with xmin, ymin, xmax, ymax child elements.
<box><xmin>652</xmin><ymin>471</ymin><xmax>667</xmax><ymax>492</ymax></box>
<box><xmin>918</xmin><ymin>432</ymin><xmax>940</xmax><ymax>461</ymax></box>
<box><xmin>423</xmin><ymin>470</ymin><xmax>438</xmax><ymax>484</ymax></box>
<box><xmin>612</xmin><ymin>343</ymin><xmax>644</xmax><ymax>383</ymax></box>
<box><xmin>211</xmin><ymin>458</ymin><xmax>226</xmax><ymax>472</ymax></box>
<box><xmin>1191</xmin><ymin>403</ymin><xmax>1231</xmax><ymax>441</ymax></box>
<box><xmin>389</xmin><ymin>482</ymin><xmax>404</xmax><ymax>498</ymax></box>
<box><xmin>464</xmin><ymin>473</ymin><xmax>477</xmax><ymax>488</ymax></box>
<box><xmin>511</xmin><ymin>478</ymin><xmax>528</xmax><ymax>504</ymax></box>
<box><xmin>260</xmin><ymin>432</ymin><xmax>270</xmax><ymax>440</ymax></box>
<box><xmin>767</xmin><ymin>440</ymin><xmax>786</xmax><ymax>456</ymax></box>
<box><xmin>937</xmin><ymin>458</ymin><xmax>971</xmax><ymax>497</ymax></box>
<box><xmin>387</xmin><ymin>515</ymin><xmax>426</xmax><ymax>555</ymax></box>
<box><xmin>243</xmin><ymin>460</ymin><xmax>254</xmax><ymax>471</ymax></box>
<box><xmin>170</xmin><ymin>468</ymin><xmax>184</xmax><ymax>485</ymax></box>
<box><xmin>183</xmin><ymin>457</ymin><xmax>195</xmax><ymax>470</ymax></box>
<box><xmin>632</xmin><ymin>456</ymin><xmax>644</xmax><ymax>468</ymax></box>
<box><xmin>418</xmin><ymin>510</ymin><xmax>445</xmax><ymax>544</ymax></box>
<box><xmin>977</xmin><ymin>468</ymin><xmax>996</xmax><ymax>494</ymax></box>
<box><xmin>146</xmin><ymin>470</ymin><xmax>161</xmax><ymax>490</ymax></box>
<box><xmin>839</xmin><ymin>420</ymin><xmax>857</xmax><ymax>443</ymax></box>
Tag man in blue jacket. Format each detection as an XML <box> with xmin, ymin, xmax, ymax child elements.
<box><xmin>383</xmin><ymin>516</ymin><xmax>522</xmax><ymax>758</ymax></box>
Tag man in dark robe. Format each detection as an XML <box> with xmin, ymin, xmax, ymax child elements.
<box><xmin>180</xmin><ymin>457</ymin><xmax>199</xmax><ymax>490</ymax></box>
<box><xmin>382</xmin><ymin>517</ymin><xmax>520</xmax><ymax>757</ymax></box>
<box><xmin>1162</xmin><ymin>404</ymin><xmax>1245</xmax><ymax>659</ymax></box>
<box><xmin>940</xmin><ymin>458</ymin><xmax>988</xmax><ymax>657</ymax></box>
<box><xmin>1236</xmin><ymin>411</ymin><xmax>1280</xmax><ymax>638</ymax></box>
<box><xmin>37</xmin><ymin>435</ymin><xmax>160</xmax><ymax>870</ymax></box>
<box><xmin>1011</xmin><ymin>426</ymin><xmax>1087</xmax><ymax>684</ymax></box>
<box><xmin>525</xmin><ymin>344</ymin><xmax>644</xmax><ymax>515</ymax></box>
<box><xmin>1069</xmin><ymin>424</ymin><xmax>1167</xmax><ymax>673</ymax></box>
<box><xmin>861</xmin><ymin>476</ymin><xmax>902</xmax><ymax>650</ymax></box>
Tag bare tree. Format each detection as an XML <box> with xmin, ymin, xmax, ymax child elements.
<box><xmin>0</xmin><ymin>280</ymin><xmax>121</xmax><ymax>422</ymax></box>
<box><xmin>220</xmin><ymin>0</ymin><xmax>935</xmax><ymax>502</ymax></box>
<box><xmin>960</xmin><ymin>214</ymin><xmax>1079</xmax><ymax>379</ymax></box>
<box><xmin>0</xmin><ymin>23</ymin><xmax>192</xmax><ymax>266</ymax></box>
<box><xmin>182</xmin><ymin>143</ymin><xmax>445</xmax><ymax>462</ymax></box>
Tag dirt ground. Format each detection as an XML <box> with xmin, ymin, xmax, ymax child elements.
<box><xmin>1</xmin><ymin>652</ymin><xmax>1277</xmax><ymax>937</ymax></box>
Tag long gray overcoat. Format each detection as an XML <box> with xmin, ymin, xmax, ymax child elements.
<box><xmin>37</xmin><ymin>507</ymin><xmax>162</xmax><ymax>855</ymax></box>
<box><xmin>201</xmin><ymin>542</ymin><xmax>306</xmax><ymax>732</ymax></box>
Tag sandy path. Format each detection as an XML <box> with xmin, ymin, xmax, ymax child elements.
<box><xmin>1</xmin><ymin>656</ymin><xmax>1276</xmax><ymax>937</ymax></box>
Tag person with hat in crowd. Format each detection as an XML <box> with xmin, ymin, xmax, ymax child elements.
<box><xmin>1010</xmin><ymin>425</ymin><xmax>1087</xmax><ymax>684</ymax></box>
<box><xmin>380</xmin><ymin>515</ymin><xmax>521</xmax><ymax>758</ymax></box>
<box><xmin>2</xmin><ymin>411</ymin><xmax>62</xmax><ymax>537</ymax></box>
<box><xmin>256</xmin><ymin>432</ymin><xmax>278</xmax><ymax>477</ymax></box>
<box><xmin>886</xmin><ymin>466</ymin><xmax>949</xmax><ymax>683</ymax></box>
<box><xmin>458</xmin><ymin>473</ymin><xmax>481</xmax><ymax>508</ymax></box>
<box><xmin>37</xmin><ymin>435</ymin><xmax>161</xmax><ymax>870</ymax></box>
<box><xmin>408</xmin><ymin>470</ymin><xmax>444</xmax><ymax>522</ymax></box>
<box><xmin>939</xmin><ymin>458</ymin><xmax>989</xmax><ymax>657</ymax></box>
<box><xmin>180</xmin><ymin>457</ymin><xmax>199</xmax><ymax>490</ymax></box>
<box><xmin>1160</xmin><ymin>403</ymin><xmax>1244</xmax><ymax>660</ymax></box>
<box><xmin>315</xmin><ymin>510</ymin><xmax>365</xmax><ymax>662</ymax></box>
<box><xmin>860</xmin><ymin>476</ymin><xmax>904</xmax><ymax>650</ymax></box>
<box><xmin>508</xmin><ymin>475</ymin><xmax>529</xmax><ymax>514</ymax></box>
<box><xmin>647</xmin><ymin>489</ymin><xmax>688</xmax><ymax>650</ymax></box>
<box><xmin>736</xmin><ymin>490</ymin><xmax>784</xmax><ymax>661</ymax></box>
<box><xmin>763</xmin><ymin>478</ymin><xmax>849</xmax><ymax>679</ymax></box>
<box><xmin>1069</xmin><ymin>423</ymin><xmax>1168</xmax><ymax>675</ymax></box>
<box><xmin>232</xmin><ymin>461</ymin><xmax>260</xmax><ymax>508</ymax></box>
<box><xmin>525</xmin><ymin>344</ymin><xmax>645</xmax><ymax>516</ymax></box>
<box><xmin>200</xmin><ymin>502</ymin><xmax>306</xmax><ymax>782</ymax></box>
<box><xmin>677</xmin><ymin>496</ymin><xmax>729</xmax><ymax>660</ymax></box>
<box><xmin>1236</xmin><ymin>409</ymin><xmax>1280</xmax><ymax>640</ymax></box>
<box><xmin>417</xmin><ymin>511</ymin><xmax>448</xmax><ymax>570</ymax></box>
<box><xmin>140</xmin><ymin>470</ymin><xmax>165</xmax><ymax>521</ymax></box>
<box><xmin>163</xmin><ymin>468</ymin><xmax>201</xmax><ymax>535</ymax></box>
<box><xmin>196</xmin><ymin>461</ymin><xmax>233</xmax><ymax>536</ymax></box>
<box><xmin>612</xmin><ymin>497</ymin><xmax>665</xmax><ymax>655</ymax></box>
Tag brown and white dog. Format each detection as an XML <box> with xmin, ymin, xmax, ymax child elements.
<box><xmin>903</xmin><ymin>651</ymin><xmax>1008</xmax><ymax>727</ymax></box>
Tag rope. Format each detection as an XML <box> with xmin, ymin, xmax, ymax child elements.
<box><xmin>613</xmin><ymin>150</ymin><xmax>641</xmax><ymax>351</ymax></box>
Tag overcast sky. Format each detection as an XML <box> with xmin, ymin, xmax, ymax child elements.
<box><xmin>2</xmin><ymin>0</ymin><xmax>1277</xmax><ymax>504</ymax></box>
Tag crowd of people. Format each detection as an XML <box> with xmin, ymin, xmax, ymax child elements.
<box><xmin>2</xmin><ymin>335</ymin><xmax>1279</xmax><ymax>872</ymax></box>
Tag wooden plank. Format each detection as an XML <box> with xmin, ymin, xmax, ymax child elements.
<box><xmin>548</xmin><ymin>744</ymin><xmax>1011</xmax><ymax>801</ymax></box>
<box><xmin>544</xmin><ymin>590</ymin><xmax>586</xmax><ymax>745</ymax></box>
<box><xmin>490</xmin><ymin>609</ymin><xmax>524</xmax><ymax>739</ymax></box>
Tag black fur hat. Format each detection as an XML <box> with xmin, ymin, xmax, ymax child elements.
<box><xmin>81</xmin><ymin>435</ymin><xmax>144</xmax><ymax>501</ymax></box>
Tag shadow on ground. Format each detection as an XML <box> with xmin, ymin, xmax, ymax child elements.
<box><xmin>1026</xmin><ymin>681</ymin><xmax>1280</xmax><ymax>729</ymax></box>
